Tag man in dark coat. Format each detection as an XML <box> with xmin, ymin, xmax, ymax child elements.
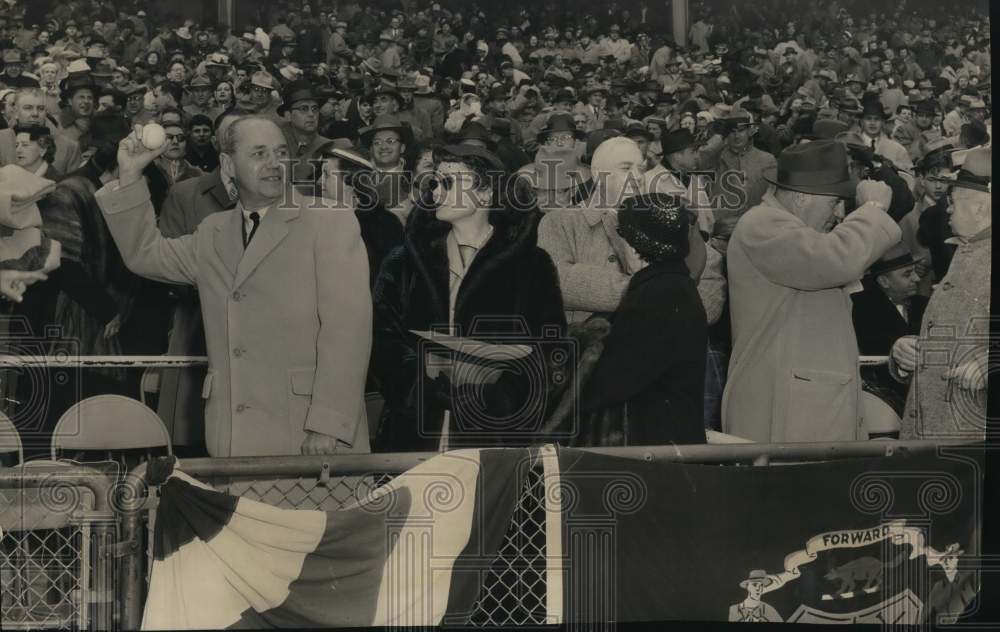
<box><xmin>851</xmin><ymin>241</ymin><xmax>927</xmax><ymax>437</ymax></box>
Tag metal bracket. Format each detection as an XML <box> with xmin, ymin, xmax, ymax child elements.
<box><xmin>318</xmin><ymin>462</ymin><xmax>331</xmax><ymax>487</ymax></box>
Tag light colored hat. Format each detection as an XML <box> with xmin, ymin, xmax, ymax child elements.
<box><xmin>65</xmin><ymin>59</ymin><xmax>92</xmax><ymax>74</ymax></box>
<box><xmin>250</xmin><ymin>70</ymin><xmax>276</xmax><ymax>90</ymax></box>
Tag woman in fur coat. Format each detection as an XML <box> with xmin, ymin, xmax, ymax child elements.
<box><xmin>371</xmin><ymin>144</ymin><xmax>567</xmax><ymax>452</ymax></box>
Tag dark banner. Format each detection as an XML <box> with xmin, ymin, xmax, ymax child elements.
<box><xmin>557</xmin><ymin>445</ymin><xmax>982</xmax><ymax>624</ymax></box>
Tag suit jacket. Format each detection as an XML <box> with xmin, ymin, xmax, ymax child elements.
<box><xmin>722</xmin><ymin>192</ymin><xmax>901</xmax><ymax>443</ymax></box>
<box><xmin>155</xmin><ymin>169</ymin><xmax>235</xmax><ymax>446</ymax></box>
<box><xmin>851</xmin><ymin>279</ymin><xmax>928</xmax><ymax>356</ymax></box>
<box><xmin>0</xmin><ymin>127</ymin><xmax>82</xmax><ymax>175</ymax></box>
<box><xmin>95</xmin><ymin>178</ymin><xmax>372</xmax><ymax>457</ymax></box>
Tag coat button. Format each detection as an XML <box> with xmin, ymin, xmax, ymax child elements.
<box><xmin>233</xmin><ymin>347</ymin><xmax>243</xmax><ymax>358</ymax></box>
<box><xmin>235</xmin><ymin>404</ymin><xmax>246</xmax><ymax>413</ymax></box>
<box><xmin>231</xmin><ymin>291</ymin><xmax>241</xmax><ymax>301</ymax></box>
<box><xmin>608</xmin><ymin>254</ymin><xmax>618</xmax><ymax>263</ymax></box>
<box><xmin>941</xmin><ymin>282</ymin><xmax>952</xmax><ymax>291</ymax></box>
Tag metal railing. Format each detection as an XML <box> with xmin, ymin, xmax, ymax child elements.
<box><xmin>0</xmin><ymin>465</ymin><xmax>117</xmax><ymax>631</ymax></box>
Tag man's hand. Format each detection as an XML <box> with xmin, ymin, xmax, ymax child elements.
<box><xmin>301</xmin><ymin>430</ymin><xmax>348</xmax><ymax>455</ymax></box>
<box><xmin>891</xmin><ymin>335</ymin><xmax>919</xmax><ymax>373</ymax></box>
<box><xmin>945</xmin><ymin>355</ymin><xmax>988</xmax><ymax>391</ymax></box>
<box><xmin>856</xmin><ymin>179</ymin><xmax>893</xmax><ymax>211</ymax></box>
<box><xmin>0</xmin><ymin>270</ymin><xmax>48</xmax><ymax>303</ymax></box>
<box><xmin>117</xmin><ymin>124</ymin><xmax>171</xmax><ymax>188</ymax></box>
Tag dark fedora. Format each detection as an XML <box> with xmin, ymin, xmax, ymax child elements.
<box><xmin>537</xmin><ymin>113</ymin><xmax>584</xmax><ymax>144</ymax></box>
<box><xmin>617</xmin><ymin>193</ymin><xmax>691</xmax><ymax>262</ymax></box>
<box><xmin>60</xmin><ymin>73</ymin><xmax>98</xmax><ymax>101</ymax></box>
<box><xmin>860</xmin><ymin>98</ymin><xmax>888</xmax><ymax>119</ymax></box>
<box><xmin>455</xmin><ymin>120</ymin><xmax>495</xmax><ymax>149</ymax></box>
<box><xmin>867</xmin><ymin>241</ymin><xmax>914</xmax><ymax>277</ymax></box>
<box><xmin>434</xmin><ymin>143</ymin><xmax>506</xmax><ymax>174</ymax></box>
<box><xmin>371</xmin><ymin>82</ymin><xmax>404</xmax><ymax>108</ymax></box>
<box><xmin>931</xmin><ymin>145</ymin><xmax>990</xmax><ymax>193</ymax></box>
<box><xmin>358</xmin><ymin>113</ymin><xmax>414</xmax><ymax>146</ymax></box>
<box><xmin>277</xmin><ymin>79</ymin><xmax>321</xmax><ymax>115</ymax></box>
<box><xmin>624</xmin><ymin>121</ymin><xmax>653</xmax><ymax>141</ymax></box>
<box><xmin>807</xmin><ymin>117</ymin><xmax>849</xmax><ymax>140</ymax></box>
<box><xmin>661</xmin><ymin>128</ymin><xmax>696</xmax><ymax>155</ymax></box>
<box><xmin>762</xmin><ymin>140</ymin><xmax>856</xmax><ymax>198</ymax></box>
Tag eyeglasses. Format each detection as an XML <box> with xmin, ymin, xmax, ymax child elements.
<box><xmin>166</xmin><ymin>133</ymin><xmax>187</xmax><ymax>142</ymax></box>
<box><xmin>251</xmin><ymin>86</ymin><xmax>270</xmax><ymax>95</ymax></box>
<box><xmin>371</xmin><ymin>138</ymin><xmax>400</xmax><ymax>148</ymax></box>
<box><xmin>291</xmin><ymin>104</ymin><xmax>320</xmax><ymax>113</ymax></box>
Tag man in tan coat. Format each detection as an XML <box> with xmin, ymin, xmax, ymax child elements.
<box><xmin>95</xmin><ymin>115</ymin><xmax>372</xmax><ymax>457</ymax></box>
<box><xmin>722</xmin><ymin>140</ymin><xmax>900</xmax><ymax>443</ymax></box>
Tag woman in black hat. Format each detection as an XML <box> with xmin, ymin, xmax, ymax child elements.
<box><xmin>370</xmin><ymin>144</ymin><xmax>566</xmax><ymax>452</ymax></box>
<box><xmin>560</xmin><ymin>193</ymin><xmax>708</xmax><ymax>446</ymax></box>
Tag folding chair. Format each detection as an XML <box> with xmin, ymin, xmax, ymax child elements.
<box><xmin>861</xmin><ymin>390</ymin><xmax>902</xmax><ymax>440</ymax></box>
<box><xmin>50</xmin><ymin>395</ymin><xmax>173</xmax><ymax>463</ymax></box>
<box><xmin>139</xmin><ymin>368</ymin><xmax>161</xmax><ymax>409</ymax></box>
<box><xmin>0</xmin><ymin>411</ymin><xmax>23</xmax><ymax>466</ymax></box>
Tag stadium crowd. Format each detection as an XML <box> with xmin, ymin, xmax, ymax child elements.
<box><xmin>0</xmin><ymin>0</ymin><xmax>991</xmax><ymax>460</ymax></box>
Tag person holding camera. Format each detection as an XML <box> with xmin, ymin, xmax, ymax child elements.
<box><xmin>371</xmin><ymin>144</ymin><xmax>566</xmax><ymax>452</ymax></box>
<box><xmin>857</xmin><ymin>98</ymin><xmax>915</xmax><ymax>190</ymax></box>
<box><xmin>837</xmin><ymin>131</ymin><xmax>915</xmax><ymax>223</ymax></box>
<box><xmin>722</xmin><ymin>140</ymin><xmax>900</xmax><ymax>444</ymax></box>
<box><xmin>890</xmin><ymin>146</ymin><xmax>990</xmax><ymax>441</ymax></box>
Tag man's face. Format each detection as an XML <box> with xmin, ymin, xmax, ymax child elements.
<box><xmin>517</xmin><ymin>107</ymin><xmax>537</xmax><ymax>125</ymax></box>
<box><xmin>373</xmin><ymin>94</ymin><xmax>398</xmax><ymax>116</ymax></box>
<box><xmin>668</xmin><ymin>146</ymin><xmax>699</xmax><ymax>171</ymax></box>
<box><xmin>38</xmin><ymin>31</ymin><xmax>50</xmax><ymax>44</ymax></box>
<box><xmin>111</xmin><ymin>71</ymin><xmax>127</xmax><ymax>86</ymax></box>
<box><xmin>799</xmin><ymin>191</ymin><xmax>844</xmax><ymax>231</ymax></box>
<box><xmin>287</xmin><ymin>98</ymin><xmax>319</xmax><ymax>134</ymax></box>
<box><xmin>921</xmin><ymin>167</ymin><xmax>951</xmax><ymax>200</ymax></box>
<box><xmin>4</xmin><ymin>60</ymin><xmax>23</xmax><ymax>77</ymax></box>
<box><xmin>70</xmin><ymin>88</ymin><xmax>95</xmax><ymax>117</ymax></box>
<box><xmin>168</xmin><ymin>64</ymin><xmax>186</xmax><ymax>83</ymax></box>
<box><xmin>589</xmin><ymin>92</ymin><xmax>606</xmax><ymax>107</ymax></box>
<box><xmin>371</xmin><ymin>129</ymin><xmax>403</xmax><ymax>167</ymax></box>
<box><xmin>251</xmin><ymin>83</ymin><xmax>270</xmax><ymax>107</ymax></box>
<box><xmin>861</xmin><ymin>114</ymin><xmax>883</xmax><ymax>136</ymax></box>
<box><xmin>97</xmin><ymin>94</ymin><xmax>116</xmax><ymax>111</ymax></box>
<box><xmin>162</xmin><ymin>124</ymin><xmax>187</xmax><ymax>160</ymax></box>
<box><xmin>190</xmin><ymin>123</ymin><xmax>212</xmax><ymax>147</ymax></box>
<box><xmin>915</xmin><ymin>111</ymin><xmax>933</xmax><ymax>130</ymax></box>
<box><xmin>66</xmin><ymin>25</ymin><xmax>78</xmax><ymax>38</ymax></box>
<box><xmin>948</xmin><ymin>187</ymin><xmax>989</xmax><ymax>238</ymax></box>
<box><xmin>191</xmin><ymin>86</ymin><xmax>211</xmax><ymax>105</ymax></box>
<box><xmin>596</xmin><ymin>141</ymin><xmax>644</xmax><ymax>207</ymax></box>
<box><xmin>222</xmin><ymin>118</ymin><xmax>289</xmax><ymax>205</ymax></box>
<box><xmin>16</xmin><ymin>93</ymin><xmax>46</xmax><ymax>125</ymax></box>
<box><xmin>126</xmin><ymin>91</ymin><xmax>144</xmax><ymax>115</ymax></box>
<box><xmin>969</xmin><ymin>108</ymin><xmax>986</xmax><ymax>122</ymax></box>
<box><xmin>726</xmin><ymin>123</ymin><xmax>753</xmax><ymax>151</ymax></box>
<box><xmin>877</xmin><ymin>265</ymin><xmax>919</xmax><ymax>301</ymax></box>
<box><xmin>40</xmin><ymin>65</ymin><xmax>58</xmax><ymax>83</ymax></box>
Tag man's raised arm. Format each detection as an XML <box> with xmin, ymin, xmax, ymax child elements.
<box><xmin>94</xmin><ymin>125</ymin><xmax>199</xmax><ymax>286</ymax></box>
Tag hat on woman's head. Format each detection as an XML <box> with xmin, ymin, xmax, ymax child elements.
<box><xmin>617</xmin><ymin>193</ymin><xmax>691</xmax><ymax>263</ymax></box>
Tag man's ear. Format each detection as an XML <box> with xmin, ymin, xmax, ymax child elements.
<box><xmin>875</xmin><ymin>273</ymin><xmax>890</xmax><ymax>290</ymax></box>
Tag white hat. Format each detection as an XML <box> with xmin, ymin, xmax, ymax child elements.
<box><xmin>66</xmin><ymin>59</ymin><xmax>91</xmax><ymax>74</ymax></box>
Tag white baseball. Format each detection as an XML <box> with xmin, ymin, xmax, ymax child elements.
<box><xmin>140</xmin><ymin>123</ymin><xmax>166</xmax><ymax>151</ymax></box>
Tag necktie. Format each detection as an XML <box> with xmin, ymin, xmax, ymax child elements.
<box><xmin>244</xmin><ymin>212</ymin><xmax>260</xmax><ymax>249</ymax></box>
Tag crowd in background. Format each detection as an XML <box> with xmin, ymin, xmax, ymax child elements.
<box><xmin>0</xmin><ymin>0</ymin><xmax>991</xmax><ymax>460</ymax></box>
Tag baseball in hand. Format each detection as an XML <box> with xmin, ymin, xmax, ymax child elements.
<box><xmin>140</xmin><ymin>123</ymin><xmax>166</xmax><ymax>150</ymax></box>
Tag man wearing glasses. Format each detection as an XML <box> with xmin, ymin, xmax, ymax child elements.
<box><xmin>278</xmin><ymin>80</ymin><xmax>330</xmax><ymax>184</ymax></box>
<box><xmin>360</xmin><ymin>114</ymin><xmax>413</xmax><ymax>225</ymax></box>
<box><xmin>153</xmin><ymin>116</ymin><xmax>204</xmax><ymax>186</ymax></box>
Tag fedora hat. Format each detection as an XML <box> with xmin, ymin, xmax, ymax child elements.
<box><xmin>661</xmin><ymin>128</ymin><xmax>696</xmax><ymax>155</ymax></box>
<box><xmin>537</xmin><ymin>112</ymin><xmax>584</xmax><ymax>144</ymax></box>
<box><xmin>931</xmin><ymin>145</ymin><xmax>990</xmax><ymax>193</ymax></box>
<box><xmin>868</xmin><ymin>240</ymin><xmax>915</xmax><ymax>277</ymax></box>
<box><xmin>277</xmin><ymin>79</ymin><xmax>321</xmax><ymax>114</ymax></box>
<box><xmin>740</xmin><ymin>570</ymin><xmax>775</xmax><ymax>590</ymax></box>
<box><xmin>60</xmin><ymin>73</ymin><xmax>98</xmax><ymax>101</ymax></box>
<box><xmin>624</xmin><ymin>121</ymin><xmax>653</xmax><ymax>141</ymax></box>
<box><xmin>371</xmin><ymin>82</ymin><xmax>404</xmax><ymax>108</ymax></box>
<box><xmin>762</xmin><ymin>140</ymin><xmax>856</xmax><ymax>198</ymax></box>
<box><xmin>358</xmin><ymin>113</ymin><xmax>413</xmax><ymax>146</ymax></box>
<box><xmin>860</xmin><ymin>98</ymin><xmax>888</xmax><ymax>119</ymax></box>
<box><xmin>455</xmin><ymin>120</ymin><xmax>495</xmax><ymax>148</ymax></box>
<box><xmin>413</xmin><ymin>74</ymin><xmax>433</xmax><ymax>95</ymax></box>
<box><xmin>808</xmin><ymin>118</ymin><xmax>849</xmax><ymax>140</ymax></box>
